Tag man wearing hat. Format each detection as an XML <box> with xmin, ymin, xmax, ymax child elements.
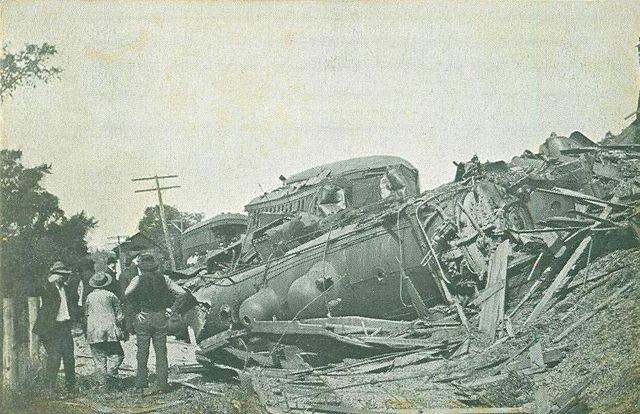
<box><xmin>33</xmin><ymin>261</ymin><xmax>80</xmax><ymax>392</ymax></box>
<box><xmin>124</xmin><ymin>252</ymin><xmax>186</xmax><ymax>394</ymax></box>
<box><xmin>84</xmin><ymin>271</ymin><xmax>125</xmax><ymax>390</ymax></box>
<box><xmin>104</xmin><ymin>256</ymin><xmax>122</xmax><ymax>298</ymax></box>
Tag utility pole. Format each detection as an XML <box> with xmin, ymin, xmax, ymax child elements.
<box><xmin>132</xmin><ymin>174</ymin><xmax>180</xmax><ymax>270</ymax></box>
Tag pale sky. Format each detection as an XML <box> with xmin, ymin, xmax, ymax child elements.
<box><xmin>1</xmin><ymin>1</ymin><xmax>639</xmax><ymax>249</ymax></box>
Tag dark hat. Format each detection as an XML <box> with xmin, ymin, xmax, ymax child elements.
<box><xmin>106</xmin><ymin>256</ymin><xmax>117</xmax><ymax>265</ymax></box>
<box><xmin>89</xmin><ymin>272</ymin><xmax>112</xmax><ymax>288</ymax></box>
<box><xmin>50</xmin><ymin>261</ymin><xmax>72</xmax><ymax>275</ymax></box>
<box><xmin>138</xmin><ymin>253</ymin><xmax>159</xmax><ymax>272</ymax></box>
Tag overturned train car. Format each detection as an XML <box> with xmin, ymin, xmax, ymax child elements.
<box><xmin>178</xmin><ymin>133</ymin><xmax>639</xmax><ymax>368</ymax></box>
<box><xmin>183</xmin><ymin>153</ymin><xmax>563</xmax><ymax>367</ymax></box>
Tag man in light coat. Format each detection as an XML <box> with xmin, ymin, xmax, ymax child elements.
<box><xmin>84</xmin><ymin>271</ymin><xmax>125</xmax><ymax>390</ymax></box>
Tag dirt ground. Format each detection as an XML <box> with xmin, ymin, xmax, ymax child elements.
<box><xmin>3</xmin><ymin>336</ymin><xmax>247</xmax><ymax>414</ymax></box>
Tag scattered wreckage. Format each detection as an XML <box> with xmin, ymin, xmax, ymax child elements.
<box><xmin>168</xmin><ymin>128</ymin><xmax>638</xmax><ymax>412</ymax></box>
<box><xmin>174</xmin><ymin>130</ymin><xmax>638</xmax><ymax>365</ymax></box>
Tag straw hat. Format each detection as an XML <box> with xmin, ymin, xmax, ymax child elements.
<box><xmin>89</xmin><ymin>272</ymin><xmax>113</xmax><ymax>288</ymax></box>
<box><xmin>50</xmin><ymin>261</ymin><xmax>72</xmax><ymax>275</ymax></box>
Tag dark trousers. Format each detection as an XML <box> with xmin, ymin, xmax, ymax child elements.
<box><xmin>89</xmin><ymin>341</ymin><xmax>124</xmax><ymax>386</ymax></box>
<box><xmin>134</xmin><ymin>311</ymin><xmax>168</xmax><ymax>389</ymax></box>
<box><xmin>41</xmin><ymin>321</ymin><xmax>76</xmax><ymax>389</ymax></box>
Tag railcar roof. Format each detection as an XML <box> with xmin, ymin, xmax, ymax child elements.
<box><xmin>246</xmin><ymin>155</ymin><xmax>417</xmax><ymax>207</ymax></box>
<box><xmin>183</xmin><ymin>213</ymin><xmax>248</xmax><ymax>235</ymax></box>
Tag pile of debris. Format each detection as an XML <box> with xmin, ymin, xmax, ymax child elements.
<box><xmin>177</xmin><ymin>131</ymin><xmax>639</xmax><ymax>413</ymax></box>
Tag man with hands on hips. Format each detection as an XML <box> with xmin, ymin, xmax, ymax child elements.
<box><xmin>124</xmin><ymin>252</ymin><xmax>185</xmax><ymax>395</ymax></box>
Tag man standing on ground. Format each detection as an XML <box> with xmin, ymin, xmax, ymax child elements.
<box><xmin>124</xmin><ymin>253</ymin><xmax>185</xmax><ymax>394</ymax></box>
<box><xmin>119</xmin><ymin>254</ymin><xmax>140</xmax><ymax>337</ymax></box>
<box><xmin>85</xmin><ymin>271</ymin><xmax>126</xmax><ymax>391</ymax></box>
<box><xmin>104</xmin><ymin>256</ymin><xmax>121</xmax><ymax>298</ymax></box>
<box><xmin>33</xmin><ymin>261</ymin><xmax>80</xmax><ymax>394</ymax></box>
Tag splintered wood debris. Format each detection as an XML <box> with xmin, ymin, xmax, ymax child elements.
<box><xmin>185</xmin><ymin>139</ymin><xmax>639</xmax><ymax>412</ymax></box>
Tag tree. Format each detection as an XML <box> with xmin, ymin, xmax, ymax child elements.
<box><xmin>138</xmin><ymin>205</ymin><xmax>203</xmax><ymax>267</ymax></box>
<box><xmin>1</xmin><ymin>43</ymin><xmax>62</xmax><ymax>100</ymax></box>
<box><xmin>0</xmin><ymin>150</ymin><xmax>97</xmax><ymax>296</ymax></box>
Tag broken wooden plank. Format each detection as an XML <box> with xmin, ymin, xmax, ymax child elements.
<box><xmin>508</xmin><ymin>273</ymin><xmax>546</xmax><ymax>320</ymax></box>
<box><xmin>478</xmin><ymin>240</ymin><xmax>510</xmax><ymax>340</ymax></box>
<box><xmin>538</xmin><ymin>217</ymin><xmax>595</xmax><ymax>227</ymax></box>
<box><xmin>523</xmin><ymin>235</ymin><xmax>592</xmax><ymax>328</ymax></box>
<box><xmin>536</xmin><ymin>188</ymin><xmax>633</xmax><ymax>209</ymax></box>
<box><xmin>511</xmin><ymin>226</ymin><xmax>585</xmax><ymax>234</ymax></box>
<box><xmin>302</xmin><ymin>316</ymin><xmax>414</xmax><ymax>333</ymax></box>
<box><xmin>463</xmin><ymin>365</ymin><xmax>546</xmax><ymax>389</ymax></box>
<box><xmin>461</xmin><ymin>373</ymin><xmax>508</xmax><ymax>388</ymax></box>
<box><xmin>487</xmin><ymin>338</ymin><xmax>536</xmax><ymax>376</ymax></box>
<box><xmin>222</xmin><ymin>345</ymin><xmax>275</xmax><ymax>367</ymax></box>
<box><xmin>497</xmin><ymin>346</ymin><xmax>567</xmax><ymax>373</ymax></box>
<box><xmin>296</xmin><ymin>349</ymin><xmax>421</xmax><ymax>377</ymax></box>
<box><xmin>280</xmin><ymin>345</ymin><xmax>312</xmax><ymax>371</ymax></box>
<box><xmin>340</xmin><ymin>349</ymin><xmax>440</xmax><ymax>375</ymax></box>
<box><xmin>552</xmin><ymin>280</ymin><xmax>635</xmax><ymax>343</ymax></box>
<box><xmin>528</xmin><ymin>342</ymin><xmax>545</xmax><ymax>369</ymax></box>
<box><xmin>529</xmin><ymin>342</ymin><xmax>551</xmax><ymax>414</ymax></box>
<box><xmin>198</xmin><ymin>328</ymin><xmax>248</xmax><ymax>354</ymax></box>
<box><xmin>565</xmin><ymin>265</ymin><xmax>626</xmax><ymax>290</ymax></box>
<box><xmin>453</xmin><ymin>299</ymin><xmax>470</xmax><ymax>331</ymax></box>
<box><xmin>450</xmin><ymin>337</ymin><xmax>470</xmax><ymax>358</ymax></box>
<box><xmin>457</xmin><ymin>201</ymin><xmax>487</xmax><ymax>237</ymax></box>
<box><xmin>570</xmin><ymin>210</ymin><xmax>622</xmax><ymax>227</ymax></box>
<box><xmin>240</xmin><ymin>372</ymin><xmax>285</xmax><ymax>414</ymax></box>
<box><xmin>526</xmin><ymin>252</ymin><xmax>544</xmax><ymax>281</ymax></box>
<box><xmin>248</xmin><ymin>320</ymin><xmax>373</xmax><ymax>350</ymax></box>
<box><xmin>171</xmin><ymin>380</ymin><xmax>225</xmax><ymax>396</ymax></box>
<box><xmin>552</xmin><ymin>377</ymin><xmax>592</xmax><ymax>414</ymax></box>
<box><xmin>356</xmin><ymin>336</ymin><xmax>462</xmax><ymax>350</ymax></box>
<box><xmin>469</xmin><ymin>281</ymin><xmax>505</xmax><ymax>307</ymax></box>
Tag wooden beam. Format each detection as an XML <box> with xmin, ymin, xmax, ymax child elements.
<box><xmin>28</xmin><ymin>297</ymin><xmax>40</xmax><ymax>359</ymax></box>
<box><xmin>469</xmin><ymin>281</ymin><xmax>505</xmax><ymax>307</ymax></box>
<box><xmin>530</xmin><ymin>342</ymin><xmax>551</xmax><ymax>414</ymax></box>
<box><xmin>2</xmin><ymin>298</ymin><xmax>17</xmax><ymax>390</ymax></box>
<box><xmin>523</xmin><ymin>236</ymin><xmax>591</xmax><ymax>328</ymax></box>
<box><xmin>536</xmin><ymin>188</ymin><xmax>633</xmax><ymax>209</ymax></box>
<box><xmin>171</xmin><ymin>380</ymin><xmax>225</xmax><ymax>396</ymax></box>
<box><xmin>507</xmin><ymin>279</ymin><xmax>542</xmax><ymax>320</ymax></box>
<box><xmin>524</xmin><ymin>197</ymin><xmax>618</xmax><ymax>328</ymax></box>
<box><xmin>478</xmin><ymin>240</ymin><xmax>510</xmax><ymax>340</ymax></box>
<box><xmin>552</xmin><ymin>378</ymin><xmax>592</xmax><ymax>414</ymax></box>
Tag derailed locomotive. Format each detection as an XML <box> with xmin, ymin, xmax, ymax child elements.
<box><xmin>178</xmin><ymin>134</ymin><xmax>639</xmax><ymax>369</ymax></box>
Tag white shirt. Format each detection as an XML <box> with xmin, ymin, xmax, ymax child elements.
<box><xmin>49</xmin><ymin>275</ymin><xmax>71</xmax><ymax>322</ymax></box>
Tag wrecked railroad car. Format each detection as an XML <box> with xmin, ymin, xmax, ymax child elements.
<box><xmin>172</xmin><ymin>132</ymin><xmax>639</xmax><ymax>369</ymax></box>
